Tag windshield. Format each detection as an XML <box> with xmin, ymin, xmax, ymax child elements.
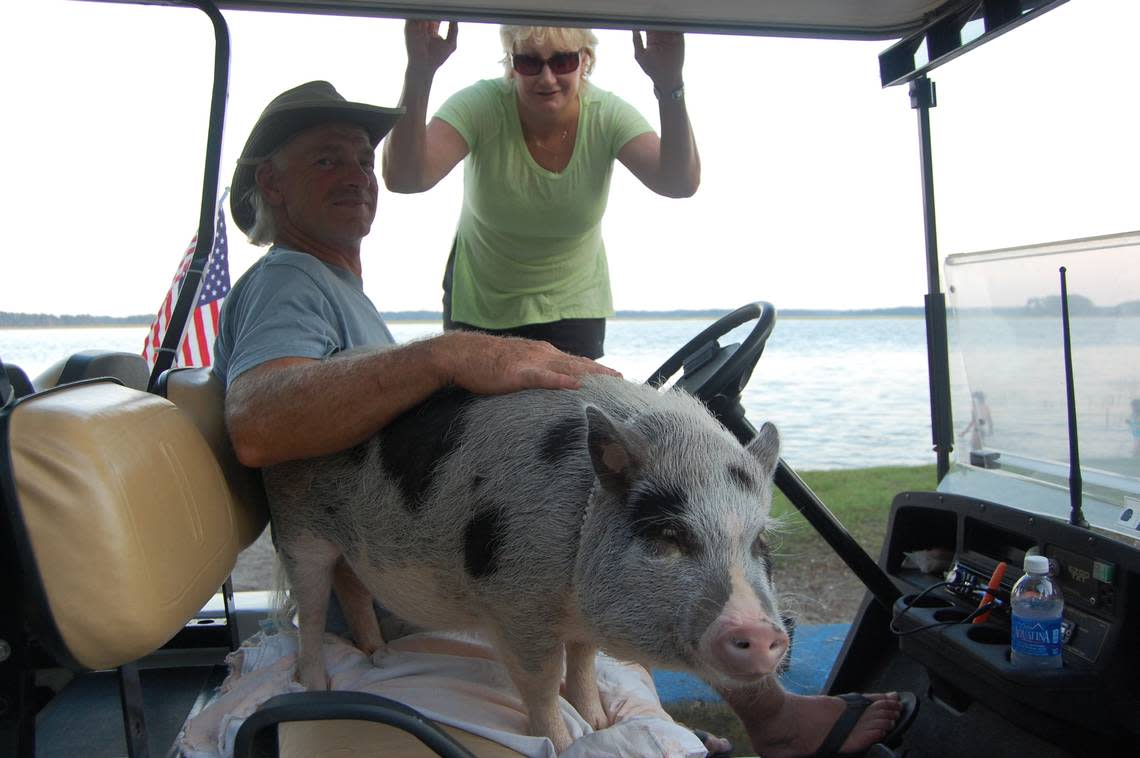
<box><xmin>942</xmin><ymin>232</ymin><xmax>1140</xmax><ymax>541</ymax></box>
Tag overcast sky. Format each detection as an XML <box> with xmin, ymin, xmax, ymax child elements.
<box><xmin>2</xmin><ymin>0</ymin><xmax>1137</xmax><ymax>317</ymax></box>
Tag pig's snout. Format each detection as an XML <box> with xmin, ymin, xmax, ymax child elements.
<box><xmin>710</xmin><ymin>620</ymin><xmax>788</xmax><ymax>678</ymax></box>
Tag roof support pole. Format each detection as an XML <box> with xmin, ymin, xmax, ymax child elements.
<box><xmin>147</xmin><ymin>0</ymin><xmax>231</xmax><ymax>390</ymax></box>
<box><xmin>910</xmin><ymin>76</ymin><xmax>954</xmax><ymax>480</ymax></box>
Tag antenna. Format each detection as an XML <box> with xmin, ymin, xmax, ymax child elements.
<box><xmin>1059</xmin><ymin>266</ymin><xmax>1088</xmax><ymax>529</ymax></box>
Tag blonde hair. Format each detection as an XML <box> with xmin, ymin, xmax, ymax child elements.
<box><xmin>499</xmin><ymin>25</ymin><xmax>598</xmax><ymax>79</ymax></box>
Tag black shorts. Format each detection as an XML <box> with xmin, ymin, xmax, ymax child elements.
<box><xmin>442</xmin><ymin>241</ymin><xmax>606</xmax><ymax>359</ymax></box>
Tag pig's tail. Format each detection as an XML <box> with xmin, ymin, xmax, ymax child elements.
<box><xmin>269</xmin><ymin>552</ymin><xmax>297</xmax><ymax>628</ymax></box>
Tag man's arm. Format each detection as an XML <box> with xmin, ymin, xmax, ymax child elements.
<box><xmin>226</xmin><ymin>331</ymin><xmax>619</xmax><ymax>467</ymax></box>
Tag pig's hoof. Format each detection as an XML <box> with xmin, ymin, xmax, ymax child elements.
<box><xmin>296</xmin><ymin>668</ymin><xmax>331</xmax><ymax>691</ymax></box>
<box><xmin>578</xmin><ymin>703</ymin><xmax>609</xmax><ymax>731</ymax></box>
<box><xmin>359</xmin><ymin>640</ymin><xmax>386</xmax><ymax>656</ymax></box>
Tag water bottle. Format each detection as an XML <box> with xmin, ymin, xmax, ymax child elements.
<box><xmin>1010</xmin><ymin>554</ymin><xmax>1064</xmax><ymax>670</ymax></box>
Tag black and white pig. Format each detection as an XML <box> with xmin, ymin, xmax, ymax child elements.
<box><xmin>263</xmin><ymin>373</ymin><xmax>789</xmax><ymax>752</ymax></box>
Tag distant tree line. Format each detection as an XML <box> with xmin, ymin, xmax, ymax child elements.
<box><xmin>1022</xmin><ymin>294</ymin><xmax>1140</xmax><ymax>315</ymax></box>
<box><xmin>9</xmin><ymin>297</ymin><xmax>1136</xmax><ymax>328</ymax></box>
<box><xmin>0</xmin><ymin>312</ymin><xmax>152</xmax><ymax>327</ymax></box>
<box><xmin>956</xmin><ymin>297</ymin><xmax>1140</xmax><ymax>316</ymax></box>
<box><xmin>1</xmin><ymin>307</ymin><xmax>928</xmax><ymax>327</ymax></box>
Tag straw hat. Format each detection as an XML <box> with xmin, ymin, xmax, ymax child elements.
<box><xmin>230</xmin><ymin>81</ymin><xmax>404</xmax><ymax>234</ymax></box>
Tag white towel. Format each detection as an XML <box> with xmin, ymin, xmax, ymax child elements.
<box><xmin>177</xmin><ymin>623</ymin><xmax>707</xmax><ymax>758</ymax></box>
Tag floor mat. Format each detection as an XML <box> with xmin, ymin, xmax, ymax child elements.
<box><xmin>36</xmin><ymin>666</ymin><xmax>223</xmax><ymax>758</ymax></box>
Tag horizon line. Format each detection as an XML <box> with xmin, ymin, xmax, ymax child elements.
<box><xmin>0</xmin><ymin>305</ymin><xmax>926</xmax><ymax>326</ymax></box>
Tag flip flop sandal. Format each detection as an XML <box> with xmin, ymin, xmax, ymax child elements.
<box><xmin>812</xmin><ymin>691</ymin><xmax>919</xmax><ymax>758</ymax></box>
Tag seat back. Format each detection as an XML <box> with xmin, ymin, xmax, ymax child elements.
<box><xmin>2</xmin><ymin>360</ymin><xmax>35</xmax><ymax>405</ymax></box>
<box><xmin>0</xmin><ymin>379</ymin><xmax>243</xmax><ymax>671</ymax></box>
<box><xmin>156</xmin><ymin>367</ymin><xmax>268</xmax><ymax>550</ymax></box>
<box><xmin>34</xmin><ymin>350</ymin><xmax>149</xmax><ymax>393</ymax></box>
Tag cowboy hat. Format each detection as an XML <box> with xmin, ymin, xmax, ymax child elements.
<box><xmin>230</xmin><ymin>80</ymin><xmax>404</xmax><ymax>234</ymax></box>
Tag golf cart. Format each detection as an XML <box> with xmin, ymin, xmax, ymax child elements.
<box><xmin>2</xmin><ymin>1</ymin><xmax>1138</xmax><ymax>756</ymax></box>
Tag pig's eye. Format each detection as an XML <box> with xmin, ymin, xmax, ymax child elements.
<box><xmin>647</xmin><ymin>527</ymin><xmax>686</xmax><ymax>559</ymax></box>
<box><xmin>750</xmin><ymin>533</ymin><xmax>770</xmax><ymax>559</ymax></box>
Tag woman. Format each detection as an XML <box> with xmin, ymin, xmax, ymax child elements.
<box><xmin>382</xmin><ymin>21</ymin><xmax>700</xmax><ymax>358</ymax></box>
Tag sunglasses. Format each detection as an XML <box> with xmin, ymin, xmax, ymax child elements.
<box><xmin>511</xmin><ymin>51</ymin><xmax>581</xmax><ymax>77</ymax></box>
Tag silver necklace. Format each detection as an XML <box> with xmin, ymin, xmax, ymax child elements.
<box><xmin>530</xmin><ymin>128</ymin><xmax>569</xmax><ymax>153</ymax></box>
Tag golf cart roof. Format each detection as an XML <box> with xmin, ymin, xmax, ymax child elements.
<box><xmin>80</xmin><ymin>0</ymin><xmax>1033</xmax><ymax>41</ymax></box>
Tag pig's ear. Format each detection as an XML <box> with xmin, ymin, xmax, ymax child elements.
<box><xmin>586</xmin><ymin>405</ymin><xmax>640</xmax><ymax>495</ymax></box>
<box><xmin>746</xmin><ymin>422</ymin><xmax>781</xmax><ymax>479</ymax></box>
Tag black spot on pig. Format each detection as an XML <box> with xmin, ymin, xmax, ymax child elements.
<box><xmin>727</xmin><ymin>464</ymin><xmax>756</xmax><ymax>492</ymax></box>
<box><xmin>628</xmin><ymin>482</ymin><xmax>687</xmax><ymax>525</ymax></box>
<box><xmin>380</xmin><ymin>387</ymin><xmax>474</xmax><ymax>512</ymax></box>
<box><xmin>472</xmin><ymin>475</ymin><xmax>485</xmax><ymax>491</ymax></box>
<box><xmin>464</xmin><ymin>507</ymin><xmax>506</xmax><ymax>578</ymax></box>
<box><xmin>541</xmin><ymin>416</ymin><xmax>585</xmax><ymax>464</ymax></box>
<box><xmin>345</xmin><ymin>442</ymin><xmax>370</xmax><ymax>467</ymax></box>
<box><xmin>627</xmin><ymin>483</ymin><xmax>697</xmax><ymax>551</ymax></box>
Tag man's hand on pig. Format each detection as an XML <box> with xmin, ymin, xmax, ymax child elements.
<box><xmin>432</xmin><ymin>330</ymin><xmax>622</xmax><ymax>393</ymax></box>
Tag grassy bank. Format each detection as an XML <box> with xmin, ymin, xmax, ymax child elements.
<box><xmin>664</xmin><ymin>463</ymin><xmax>938</xmax><ymax>753</ymax></box>
<box><xmin>771</xmin><ymin>464</ymin><xmax>939</xmax><ymax>557</ymax></box>
<box><xmin>767</xmin><ymin>463</ymin><xmax>937</xmax><ymax>627</ymax></box>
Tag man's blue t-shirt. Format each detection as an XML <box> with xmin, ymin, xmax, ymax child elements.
<box><xmin>213</xmin><ymin>245</ymin><xmax>394</xmax><ymax>387</ymax></box>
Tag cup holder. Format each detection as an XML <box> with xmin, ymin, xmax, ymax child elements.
<box><xmin>966</xmin><ymin>625</ymin><xmax>1007</xmax><ymax>645</ymax></box>
<box><xmin>900</xmin><ymin>593</ymin><xmax>952</xmax><ymax>609</ymax></box>
<box><xmin>933</xmin><ymin>609</ymin><xmax>969</xmax><ymax>623</ymax></box>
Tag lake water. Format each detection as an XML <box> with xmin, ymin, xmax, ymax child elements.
<box><xmin>0</xmin><ymin>316</ymin><xmax>936</xmax><ymax>470</ymax></box>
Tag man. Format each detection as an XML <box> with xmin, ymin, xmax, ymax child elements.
<box><xmin>214</xmin><ymin>77</ymin><xmax>622</xmax><ymax>668</ymax></box>
<box><xmin>215</xmin><ymin>81</ymin><xmax>911</xmax><ymax>758</ymax></box>
<box><xmin>214</xmin><ymin>81</ymin><xmax>616</xmax><ymax>468</ymax></box>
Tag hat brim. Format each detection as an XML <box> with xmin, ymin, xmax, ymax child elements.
<box><xmin>230</xmin><ymin>101</ymin><xmax>405</xmax><ymax>235</ymax></box>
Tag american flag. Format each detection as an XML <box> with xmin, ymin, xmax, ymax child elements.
<box><xmin>141</xmin><ymin>200</ymin><xmax>231</xmax><ymax>369</ymax></box>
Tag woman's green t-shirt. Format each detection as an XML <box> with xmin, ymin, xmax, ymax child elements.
<box><xmin>435</xmin><ymin>78</ymin><xmax>653</xmax><ymax>329</ymax></box>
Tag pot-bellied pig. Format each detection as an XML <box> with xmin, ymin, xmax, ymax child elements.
<box><xmin>263</xmin><ymin>373</ymin><xmax>788</xmax><ymax>752</ymax></box>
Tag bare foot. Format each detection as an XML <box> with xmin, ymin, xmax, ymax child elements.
<box><xmin>726</xmin><ymin>683</ymin><xmax>903</xmax><ymax>758</ymax></box>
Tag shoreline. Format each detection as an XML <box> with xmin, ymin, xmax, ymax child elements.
<box><xmin>0</xmin><ymin>312</ymin><xmax>927</xmax><ymax>330</ymax></box>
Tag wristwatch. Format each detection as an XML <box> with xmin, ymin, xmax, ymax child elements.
<box><xmin>653</xmin><ymin>84</ymin><xmax>685</xmax><ymax>101</ymax></box>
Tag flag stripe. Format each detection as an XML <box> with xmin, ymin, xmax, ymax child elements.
<box><xmin>141</xmin><ymin>203</ymin><xmax>230</xmax><ymax>371</ymax></box>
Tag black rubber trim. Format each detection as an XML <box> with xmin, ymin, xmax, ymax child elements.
<box><xmin>233</xmin><ymin>691</ymin><xmax>478</xmax><ymax>757</ymax></box>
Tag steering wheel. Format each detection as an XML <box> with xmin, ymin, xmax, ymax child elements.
<box><xmin>645</xmin><ymin>302</ymin><xmax>776</xmax><ymax>405</ymax></box>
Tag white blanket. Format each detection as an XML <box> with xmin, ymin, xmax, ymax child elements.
<box><xmin>178</xmin><ymin>623</ymin><xmax>707</xmax><ymax>757</ymax></box>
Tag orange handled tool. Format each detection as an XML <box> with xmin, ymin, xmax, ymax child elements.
<box><xmin>973</xmin><ymin>561</ymin><xmax>1007</xmax><ymax>624</ymax></box>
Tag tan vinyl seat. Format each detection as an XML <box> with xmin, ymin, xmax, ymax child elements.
<box><xmin>1</xmin><ymin>373</ymin><xmax>522</xmax><ymax>756</ymax></box>
<box><xmin>2</xmin><ymin>379</ymin><xmax>242</xmax><ymax>670</ymax></box>
<box><xmin>33</xmin><ymin>349</ymin><xmax>150</xmax><ymax>393</ymax></box>
<box><xmin>156</xmin><ymin>367</ymin><xmax>268</xmax><ymax>550</ymax></box>
<box><xmin>278</xmin><ymin>720</ymin><xmax>526</xmax><ymax>757</ymax></box>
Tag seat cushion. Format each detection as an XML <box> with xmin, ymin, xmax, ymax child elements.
<box><xmin>158</xmin><ymin>367</ymin><xmax>268</xmax><ymax>550</ymax></box>
<box><xmin>34</xmin><ymin>350</ymin><xmax>150</xmax><ymax>392</ymax></box>
<box><xmin>4</xmin><ymin>381</ymin><xmax>240</xmax><ymax>670</ymax></box>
